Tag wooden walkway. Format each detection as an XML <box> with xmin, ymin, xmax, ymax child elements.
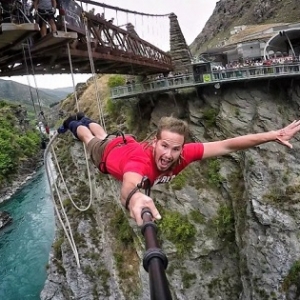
<box><xmin>110</xmin><ymin>63</ymin><xmax>300</xmax><ymax>99</ymax></box>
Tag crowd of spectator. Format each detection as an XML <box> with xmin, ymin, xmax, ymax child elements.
<box><xmin>112</xmin><ymin>54</ymin><xmax>300</xmax><ymax>97</ymax></box>
<box><xmin>211</xmin><ymin>56</ymin><xmax>300</xmax><ymax>79</ymax></box>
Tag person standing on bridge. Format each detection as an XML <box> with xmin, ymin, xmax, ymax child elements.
<box><xmin>34</xmin><ymin>0</ymin><xmax>57</xmax><ymax>37</ymax></box>
<box><xmin>58</xmin><ymin>113</ymin><xmax>300</xmax><ymax>226</ymax></box>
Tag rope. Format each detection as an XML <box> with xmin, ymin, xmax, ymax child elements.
<box><xmin>82</xmin><ymin>10</ymin><xmax>122</xmax><ymax>204</ymax></box>
<box><xmin>43</xmin><ymin>14</ymin><xmax>95</xmax><ymax>269</ymax></box>
<box><xmin>83</xmin><ymin>15</ymin><xmax>106</xmax><ymax>131</ymax></box>
<box><xmin>44</xmin><ymin>132</ymin><xmax>80</xmax><ymax>267</ymax></box>
<box><xmin>76</xmin><ymin>0</ymin><xmax>170</xmax><ymax>17</ymax></box>
<box><xmin>83</xmin><ymin>12</ymin><xmax>122</xmax><ymax>198</ymax></box>
<box><xmin>22</xmin><ymin>42</ymin><xmax>49</xmax><ymax>140</ymax></box>
<box><xmin>27</xmin><ymin>42</ymin><xmax>43</xmax><ymax>115</ymax></box>
<box><xmin>56</xmin><ymin>14</ymin><xmax>94</xmax><ymax>212</ymax></box>
<box><xmin>44</xmin><ymin>5</ymin><xmax>131</xmax><ymax>268</ymax></box>
<box><xmin>22</xmin><ymin>43</ymin><xmax>37</xmax><ymax>117</ymax></box>
<box><xmin>51</xmin><ymin>139</ymin><xmax>92</xmax><ymax>212</ymax></box>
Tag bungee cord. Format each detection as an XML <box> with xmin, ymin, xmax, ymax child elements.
<box><xmin>22</xmin><ymin>43</ymin><xmax>37</xmax><ymax>117</ymax></box>
<box><xmin>43</xmin><ymin>0</ymin><xmax>172</xmax><ymax>270</ymax></box>
<box><xmin>83</xmin><ymin>14</ymin><xmax>106</xmax><ymax>131</ymax></box>
<box><xmin>44</xmin><ymin>132</ymin><xmax>81</xmax><ymax>267</ymax></box>
<box><xmin>82</xmin><ymin>9</ymin><xmax>123</xmax><ymax>202</ymax></box>
<box><xmin>43</xmin><ymin>12</ymin><xmax>95</xmax><ymax>267</ymax></box>
<box><xmin>22</xmin><ymin>41</ymin><xmax>50</xmax><ymax>143</ymax></box>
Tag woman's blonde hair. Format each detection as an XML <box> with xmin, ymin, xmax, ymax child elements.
<box><xmin>156</xmin><ymin>116</ymin><xmax>189</xmax><ymax>143</ymax></box>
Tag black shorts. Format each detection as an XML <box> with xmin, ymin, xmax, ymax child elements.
<box><xmin>37</xmin><ymin>9</ymin><xmax>55</xmax><ymax>27</ymax></box>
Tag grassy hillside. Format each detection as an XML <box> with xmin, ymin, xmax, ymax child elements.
<box><xmin>40</xmin><ymin>87</ymin><xmax>74</xmax><ymax>100</ymax></box>
<box><xmin>0</xmin><ymin>79</ymin><xmax>65</xmax><ymax>108</ymax></box>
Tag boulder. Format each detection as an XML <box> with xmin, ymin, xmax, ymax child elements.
<box><xmin>0</xmin><ymin>211</ymin><xmax>12</xmax><ymax>230</ymax></box>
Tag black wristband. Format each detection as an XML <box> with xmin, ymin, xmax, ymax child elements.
<box><xmin>125</xmin><ymin>186</ymin><xmax>140</xmax><ymax>210</ymax></box>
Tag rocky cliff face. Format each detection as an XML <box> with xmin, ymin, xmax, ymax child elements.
<box><xmin>190</xmin><ymin>0</ymin><xmax>300</xmax><ymax>55</ymax></box>
<box><xmin>41</xmin><ymin>77</ymin><xmax>300</xmax><ymax>300</ymax></box>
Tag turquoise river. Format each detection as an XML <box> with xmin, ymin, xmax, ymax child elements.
<box><xmin>0</xmin><ymin>168</ymin><xmax>55</xmax><ymax>300</ymax></box>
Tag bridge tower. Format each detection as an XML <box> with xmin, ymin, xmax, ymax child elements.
<box><xmin>169</xmin><ymin>13</ymin><xmax>192</xmax><ymax>73</ymax></box>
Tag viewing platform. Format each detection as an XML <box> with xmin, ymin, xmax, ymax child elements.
<box><xmin>111</xmin><ymin>62</ymin><xmax>300</xmax><ymax>99</ymax></box>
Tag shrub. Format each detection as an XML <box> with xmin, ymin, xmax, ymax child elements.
<box><xmin>105</xmin><ymin>98</ymin><xmax>124</xmax><ymax>118</ymax></box>
<box><xmin>53</xmin><ymin>237</ymin><xmax>64</xmax><ymax>260</ymax></box>
<box><xmin>207</xmin><ymin>159</ymin><xmax>223</xmax><ymax>187</ymax></box>
<box><xmin>110</xmin><ymin>208</ymin><xmax>134</xmax><ymax>246</ymax></box>
<box><xmin>202</xmin><ymin>107</ymin><xmax>218</xmax><ymax>127</ymax></box>
<box><xmin>189</xmin><ymin>210</ymin><xmax>206</xmax><ymax>224</ymax></box>
<box><xmin>107</xmin><ymin>75</ymin><xmax>126</xmax><ymax>88</ymax></box>
<box><xmin>159</xmin><ymin>211</ymin><xmax>196</xmax><ymax>256</ymax></box>
<box><xmin>213</xmin><ymin>204</ymin><xmax>235</xmax><ymax>242</ymax></box>
<box><xmin>282</xmin><ymin>260</ymin><xmax>300</xmax><ymax>293</ymax></box>
<box><xmin>171</xmin><ymin>172</ymin><xmax>187</xmax><ymax>190</ymax></box>
<box><xmin>182</xmin><ymin>271</ymin><xmax>197</xmax><ymax>289</ymax></box>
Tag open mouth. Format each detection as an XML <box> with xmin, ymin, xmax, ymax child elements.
<box><xmin>160</xmin><ymin>158</ymin><xmax>172</xmax><ymax>168</ymax></box>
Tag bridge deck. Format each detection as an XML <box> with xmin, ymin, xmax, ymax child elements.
<box><xmin>0</xmin><ymin>23</ymin><xmax>39</xmax><ymax>52</ymax></box>
<box><xmin>31</xmin><ymin>31</ymin><xmax>78</xmax><ymax>52</ymax></box>
<box><xmin>111</xmin><ymin>63</ymin><xmax>300</xmax><ymax>99</ymax></box>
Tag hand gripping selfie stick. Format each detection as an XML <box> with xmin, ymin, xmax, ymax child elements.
<box><xmin>139</xmin><ymin>177</ymin><xmax>172</xmax><ymax>300</ymax></box>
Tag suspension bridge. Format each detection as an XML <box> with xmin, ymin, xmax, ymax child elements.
<box><xmin>0</xmin><ymin>0</ymin><xmax>191</xmax><ymax>77</ymax></box>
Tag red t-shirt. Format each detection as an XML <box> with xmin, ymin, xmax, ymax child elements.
<box><xmin>104</xmin><ymin>136</ymin><xmax>204</xmax><ymax>186</ymax></box>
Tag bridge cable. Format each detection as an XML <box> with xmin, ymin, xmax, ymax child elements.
<box><xmin>75</xmin><ymin>0</ymin><xmax>170</xmax><ymax>17</ymax></box>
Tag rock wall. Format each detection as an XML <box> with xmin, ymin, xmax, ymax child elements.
<box><xmin>42</xmin><ymin>78</ymin><xmax>300</xmax><ymax>300</ymax></box>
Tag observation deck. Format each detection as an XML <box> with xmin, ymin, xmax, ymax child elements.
<box><xmin>111</xmin><ymin>63</ymin><xmax>300</xmax><ymax>99</ymax></box>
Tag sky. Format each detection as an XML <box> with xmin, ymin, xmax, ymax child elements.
<box><xmin>0</xmin><ymin>0</ymin><xmax>218</xmax><ymax>89</ymax></box>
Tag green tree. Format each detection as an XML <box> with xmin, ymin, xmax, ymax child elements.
<box><xmin>107</xmin><ymin>75</ymin><xmax>126</xmax><ymax>88</ymax></box>
<box><xmin>0</xmin><ymin>104</ymin><xmax>41</xmax><ymax>186</ymax></box>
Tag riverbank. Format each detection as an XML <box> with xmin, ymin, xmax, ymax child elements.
<box><xmin>0</xmin><ymin>156</ymin><xmax>44</xmax><ymax>204</ymax></box>
<box><xmin>0</xmin><ymin>172</ymin><xmax>37</xmax><ymax>204</ymax></box>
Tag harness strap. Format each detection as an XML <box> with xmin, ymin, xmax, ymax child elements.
<box><xmin>99</xmin><ymin>131</ymin><xmax>136</xmax><ymax>174</ymax></box>
<box><xmin>107</xmin><ymin>130</ymin><xmax>128</xmax><ymax>144</ymax></box>
<box><xmin>125</xmin><ymin>177</ymin><xmax>151</xmax><ymax>210</ymax></box>
<box><xmin>125</xmin><ymin>186</ymin><xmax>140</xmax><ymax>210</ymax></box>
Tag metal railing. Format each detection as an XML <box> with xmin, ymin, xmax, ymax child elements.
<box><xmin>111</xmin><ymin>62</ymin><xmax>300</xmax><ymax>99</ymax></box>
